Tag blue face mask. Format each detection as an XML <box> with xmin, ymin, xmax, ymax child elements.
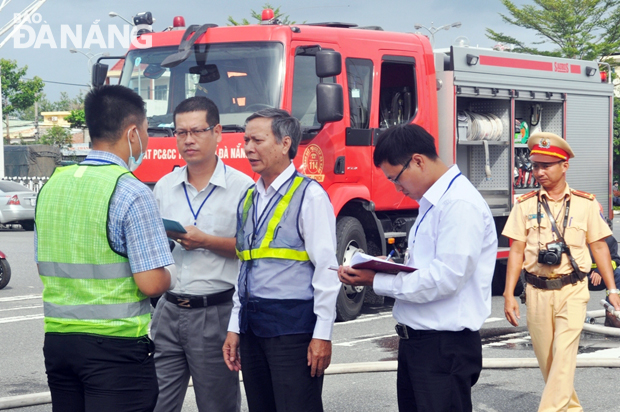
<box><xmin>127</xmin><ymin>128</ymin><xmax>144</xmax><ymax>172</ymax></box>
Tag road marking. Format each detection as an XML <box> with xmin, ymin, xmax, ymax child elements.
<box><xmin>335</xmin><ymin>313</ymin><xmax>393</xmax><ymax>326</ymax></box>
<box><xmin>578</xmin><ymin>347</ymin><xmax>620</xmax><ymax>359</ymax></box>
<box><xmin>0</xmin><ymin>294</ymin><xmax>42</xmax><ymax>302</ymax></box>
<box><xmin>0</xmin><ymin>304</ymin><xmax>43</xmax><ymax>312</ymax></box>
<box><xmin>484</xmin><ymin>317</ymin><xmax>503</xmax><ymax>323</ymax></box>
<box><xmin>482</xmin><ymin>332</ymin><xmax>530</xmax><ymax>348</ymax></box>
<box><xmin>334</xmin><ymin>333</ymin><xmax>397</xmax><ymax>347</ymax></box>
<box><xmin>0</xmin><ymin>314</ymin><xmax>43</xmax><ymax>324</ymax></box>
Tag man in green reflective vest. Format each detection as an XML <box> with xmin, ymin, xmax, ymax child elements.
<box><xmin>35</xmin><ymin>85</ymin><xmax>175</xmax><ymax>412</ymax></box>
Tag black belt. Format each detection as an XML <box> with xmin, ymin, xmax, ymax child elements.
<box><xmin>524</xmin><ymin>271</ymin><xmax>586</xmax><ymax>290</ymax></box>
<box><xmin>395</xmin><ymin>324</ymin><xmax>473</xmax><ymax>340</ymax></box>
<box><xmin>165</xmin><ymin>288</ymin><xmax>234</xmax><ymax>308</ymax></box>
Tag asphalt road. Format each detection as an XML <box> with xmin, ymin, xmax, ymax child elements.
<box><xmin>2</xmin><ymin>228</ymin><xmax>620</xmax><ymax>411</ymax></box>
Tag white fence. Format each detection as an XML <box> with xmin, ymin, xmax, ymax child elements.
<box><xmin>2</xmin><ymin>176</ymin><xmax>49</xmax><ymax>193</ymax></box>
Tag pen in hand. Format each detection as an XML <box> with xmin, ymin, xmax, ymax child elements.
<box><xmin>385</xmin><ymin>250</ymin><xmax>395</xmax><ymax>261</ymax></box>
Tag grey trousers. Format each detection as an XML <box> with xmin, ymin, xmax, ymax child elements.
<box><xmin>151</xmin><ymin>297</ymin><xmax>241</xmax><ymax>412</ymax></box>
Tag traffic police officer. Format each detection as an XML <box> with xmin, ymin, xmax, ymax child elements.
<box><xmin>503</xmin><ymin>132</ymin><xmax>620</xmax><ymax>412</ymax></box>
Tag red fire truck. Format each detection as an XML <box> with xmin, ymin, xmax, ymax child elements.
<box><xmin>93</xmin><ymin>10</ymin><xmax>615</xmax><ymax>320</ymax></box>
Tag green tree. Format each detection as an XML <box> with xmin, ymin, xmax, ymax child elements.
<box><xmin>486</xmin><ymin>0</ymin><xmax>620</xmax><ymax>60</ymax></box>
<box><xmin>227</xmin><ymin>3</ymin><xmax>295</xmax><ymax>26</ymax></box>
<box><xmin>39</xmin><ymin>125</ymin><xmax>72</xmax><ymax>147</ymax></box>
<box><xmin>1</xmin><ymin>59</ymin><xmax>44</xmax><ymax>143</ymax></box>
<box><xmin>65</xmin><ymin>109</ymin><xmax>87</xmax><ymax>143</ymax></box>
<box><xmin>65</xmin><ymin>109</ymin><xmax>85</xmax><ymax>129</ymax></box>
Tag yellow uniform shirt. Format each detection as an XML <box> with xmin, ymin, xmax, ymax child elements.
<box><xmin>502</xmin><ymin>184</ymin><xmax>611</xmax><ymax>277</ymax></box>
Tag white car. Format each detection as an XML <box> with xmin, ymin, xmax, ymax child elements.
<box><xmin>0</xmin><ymin>181</ymin><xmax>36</xmax><ymax>230</ymax></box>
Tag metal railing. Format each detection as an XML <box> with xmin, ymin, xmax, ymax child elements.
<box><xmin>1</xmin><ymin>176</ymin><xmax>49</xmax><ymax>193</ymax></box>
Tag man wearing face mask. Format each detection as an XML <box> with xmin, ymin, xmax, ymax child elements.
<box><xmin>35</xmin><ymin>85</ymin><xmax>175</xmax><ymax>412</ymax></box>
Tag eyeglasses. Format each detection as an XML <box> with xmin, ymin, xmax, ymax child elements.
<box><xmin>388</xmin><ymin>158</ymin><xmax>411</xmax><ymax>184</ymax></box>
<box><xmin>174</xmin><ymin>125</ymin><xmax>216</xmax><ymax>139</ymax></box>
<box><xmin>531</xmin><ymin>160</ymin><xmax>565</xmax><ymax>170</ymax></box>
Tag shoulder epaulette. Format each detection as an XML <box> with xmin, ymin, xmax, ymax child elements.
<box><xmin>571</xmin><ymin>189</ymin><xmax>595</xmax><ymax>201</ymax></box>
<box><xmin>517</xmin><ymin>190</ymin><xmax>537</xmax><ymax>203</ymax></box>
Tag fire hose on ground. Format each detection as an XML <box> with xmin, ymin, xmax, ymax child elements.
<box><xmin>3</xmin><ymin>299</ymin><xmax>620</xmax><ymax>410</ymax></box>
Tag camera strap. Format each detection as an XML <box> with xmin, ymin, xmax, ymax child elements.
<box><xmin>538</xmin><ymin>197</ymin><xmax>584</xmax><ymax>276</ymax></box>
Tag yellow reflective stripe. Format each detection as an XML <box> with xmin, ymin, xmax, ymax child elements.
<box><xmin>260</xmin><ymin>177</ymin><xmax>304</xmax><ymax>249</ymax></box>
<box><xmin>237</xmin><ymin>247</ymin><xmax>310</xmax><ymax>261</ymax></box>
<box><xmin>241</xmin><ymin>188</ymin><xmax>254</xmax><ymax>225</ymax></box>
<box><xmin>590</xmin><ymin>261</ymin><xmax>616</xmax><ymax>270</ymax></box>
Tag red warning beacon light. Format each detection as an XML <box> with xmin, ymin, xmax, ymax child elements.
<box><xmin>173</xmin><ymin>16</ymin><xmax>185</xmax><ymax>28</ymax></box>
<box><xmin>261</xmin><ymin>8</ymin><xmax>275</xmax><ymax>22</ymax></box>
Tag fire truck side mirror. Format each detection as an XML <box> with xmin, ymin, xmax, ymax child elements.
<box><xmin>316</xmin><ymin>50</ymin><xmax>341</xmax><ymax>78</ymax></box>
<box><xmin>92</xmin><ymin>63</ymin><xmax>109</xmax><ymax>87</ymax></box>
<box><xmin>316</xmin><ymin>83</ymin><xmax>343</xmax><ymax>124</ymax></box>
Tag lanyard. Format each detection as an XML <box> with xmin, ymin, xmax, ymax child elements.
<box><xmin>81</xmin><ymin>159</ymin><xmax>115</xmax><ymax>165</ymax></box>
<box><xmin>251</xmin><ymin>172</ymin><xmax>297</xmax><ymax>243</ymax></box>
<box><xmin>412</xmin><ymin>172</ymin><xmax>462</xmax><ymax>243</ymax></box>
<box><xmin>182</xmin><ymin>164</ymin><xmax>226</xmax><ymax>226</ymax></box>
<box><xmin>183</xmin><ymin>182</ymin><xmax>217</xmax><ymax>226</ymax></box>
<box><xmin>537</xmin><ymin>196</ymin><xmax>570</xmax><ymax>239</ymax></box>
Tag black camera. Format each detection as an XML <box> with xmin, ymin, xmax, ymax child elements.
<box><xmin>538</xmin><ymin>241</ymin><xmax>565</xmax><ymax>266</ymax></box>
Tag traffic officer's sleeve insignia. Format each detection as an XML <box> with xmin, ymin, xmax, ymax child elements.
<box><xmin>571</xmin><ymin>189</ymin><xmax>595</xmax><ymax>200</ymax></box>
<box><xmin>517</xmin><ymin>190</ymin><xmax>537</xmax><ymax>203</ymax></box>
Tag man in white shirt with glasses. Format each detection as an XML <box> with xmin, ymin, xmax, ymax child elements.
<box><xmin>152</xmin><ymin>96</ymin><xmax>253</xmax><ymax>412</ymax></box>
<box><xmin>339</xmin><ymin>124</ymin><xmax>497</xmax><ymax>412</ymax></box>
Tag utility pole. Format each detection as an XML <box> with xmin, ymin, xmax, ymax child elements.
<box><xmin>0</xmin><ymin>68</ymin><xmax>4</xmax><ymax>179</ymax></box>
<box><xmin>34</xmin><ymin>100</ymin><xmax>39</xmax><ymax>140</ymax></box>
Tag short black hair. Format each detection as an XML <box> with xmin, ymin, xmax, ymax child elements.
<box><xmin>246</xmin><ymin>109</ymin><xmax>301</xmax><ymax>159</ymax></box>
<box><xmin>173</xmin><ymin>96</ymin><xmax>220</xmax><ymax>128</ymax></box>
<box><xmin>84</xmin><ymin>85</ymin><xmax>146</xmax><ymax>143</ymax></box>
<box><xmin>373</xmin><ymin>124</ymin><xmax>438</xmax><ymax>167</ymax></box>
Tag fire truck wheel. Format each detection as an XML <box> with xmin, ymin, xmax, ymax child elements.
<box><xmin>0</xmin><ymin>258</ymin><xmax>11</xmax><ymax>290</ymax></box>
<box><xmin>335</xmin><ymin>216</ymin><xmax>367</xmax><ymax>321</ymax></box>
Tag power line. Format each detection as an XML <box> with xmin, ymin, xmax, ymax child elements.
<box><xmin>24</xmin><ymin>78</ymin><xmax>88</xmax><ymax>87</ymax></box>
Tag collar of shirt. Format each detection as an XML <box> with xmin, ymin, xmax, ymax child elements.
<box><xmin>82</xmin><ymin>150</ymin><xmax>129</xmax><ymax>169</ymax></box>
<box><xmin>538</xmin><ymin>183</ymin><xmax>571</xmax><ymax>202</ymax></box>
<box><xmin>255</xmin><ymin>162</ymin><xmax>295</xmax><ymax>198</ymax></box>
<box><xmin>419</xmin><ymin>165</ymin><xmax>462</xmax><ymax>211</ymax></box>
<box><xmin>169</xmin><ymin>156</ymin><xmax>228</xmax><ymax>191</ymax></box>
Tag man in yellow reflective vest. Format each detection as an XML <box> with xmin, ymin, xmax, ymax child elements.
<box><xmin>35</xmin><ymin>85</ymin><xmax>175</xmax><ymax>412</ymax></box>
<box><xmin>223</xmin><ymin>109</ymin><xmax>340</xmax><ymax>412</ymax></box>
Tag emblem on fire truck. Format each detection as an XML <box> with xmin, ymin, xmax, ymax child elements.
<box><xmin>302</xmin><ymin>144</ymin><xmax>325</xmax><ymax>182</ymax></box>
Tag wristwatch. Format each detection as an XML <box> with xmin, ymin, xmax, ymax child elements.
<box><xmin>609</xmin><ymin>289</ymin><xmax>620</xmax><ymax>295</ymax></box>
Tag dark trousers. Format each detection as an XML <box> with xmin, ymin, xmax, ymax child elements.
<box><xmin>239</xmin><ymin>330</ymin><xmax>324</xmax><ymax>412</ymax></box>
<box><xmin>588</xmin><ymin>267</ymin><xmax>620</xmax><ymax>292</ymax></box>
<box><xmin>396</xmin><ymin>328</ymin><xmax>482</xmax><ymax>412</ymax></box>
<box><xmin>43</xmin><ymin>333</ymin><xmax>159</xmax><ymax>412</ymax></box>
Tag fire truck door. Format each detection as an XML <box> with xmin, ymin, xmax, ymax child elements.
<box><xmin>372</xmin><ymin>55</ymin><xmax>419</xmax><ymax>211</ymax></box>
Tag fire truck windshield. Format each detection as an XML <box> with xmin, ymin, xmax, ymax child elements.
<box><xmin>119</xmin><ymin>42</ymin><xmax>284</xmax><ymax>131</ymax></box>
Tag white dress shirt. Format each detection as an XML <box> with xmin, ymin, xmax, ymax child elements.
<box><xmin>153</xmin><ymin>158</ymin><xmax>253</xmax><ymax>295</ymax></box>
<box><xmin>228</xmin><ymin>162</ymin><xmax>340</xmax><ymax>340</ymax></box>
<box><xmin>373</xmin><ymin>165</ymin><xmax>497</xmax><ymax>331</ymax></box>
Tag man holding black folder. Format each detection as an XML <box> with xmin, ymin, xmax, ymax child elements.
<box><xmin>339</xmin><ymin>124</ymin><xmax>497</xmax><ymax>412</ymax></box>
<box><xmin>151</xmin><ymin>97</ymin><xmax>252</xmax><ymax>412</ymax></box>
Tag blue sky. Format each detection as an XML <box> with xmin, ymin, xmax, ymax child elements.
<box><xmin>0</xmin><ymin>0</ymin><xmax>536</xmax><ymax>100</ymax></box>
